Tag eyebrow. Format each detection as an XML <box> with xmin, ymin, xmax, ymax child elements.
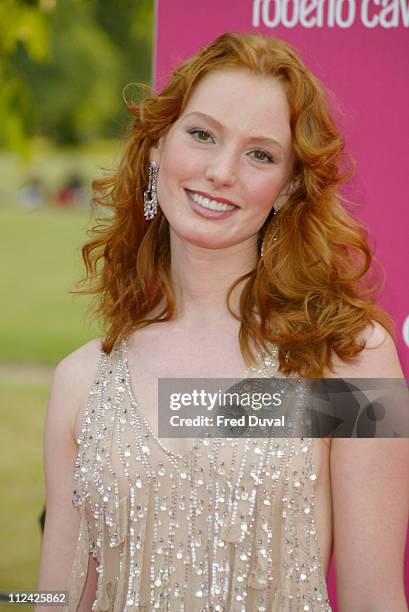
<box><xmin>183</xmin><ymin>111</ymin><xmax>285</xmax><ymax>153</ymax></box>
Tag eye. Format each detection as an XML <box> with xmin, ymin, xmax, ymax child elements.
<box><xmin>249</xmin><ymin>149</ymin><xmax>275</xmax><ymax>164</ymax></box>
<box><xmin>188</xmin><ymin>128</ymin><xmax>215</xmax><ymax>143</ymax></box>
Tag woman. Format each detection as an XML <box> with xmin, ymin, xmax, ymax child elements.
<box><xmin>37</xmin><ymin>33</ymin><xmax>409</xmax><ymax>611</ymax></box>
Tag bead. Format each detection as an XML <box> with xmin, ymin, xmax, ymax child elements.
<box><xmin>69</xmin><ymin>340</ymin><xmax>333</xmax><ymax>611</ymax></box>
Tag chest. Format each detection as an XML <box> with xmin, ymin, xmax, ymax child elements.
<box><xmin>125</xmin><ymin>334</ymin><xmax>254</xmax><ymax>457</ymax></box>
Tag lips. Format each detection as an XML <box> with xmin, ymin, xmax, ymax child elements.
<box><xmin>184</xmin><ymin>189</ymin><xmax>239</xmax><ymax>220</ymax></box>
<box><xmin>187</xmin><ymin>188</ymin><xmax>238</xmax><ymax>208</ymax></box>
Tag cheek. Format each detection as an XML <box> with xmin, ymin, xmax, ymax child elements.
<box><xmin>247</xmin><ymin>176</ymin><xmax>283</xmax><ymax>213</ymax></box>
<box><xmin>159</xmin><ymin>138</ymin><xmax>198</xmax><ymax>186</ymax></box>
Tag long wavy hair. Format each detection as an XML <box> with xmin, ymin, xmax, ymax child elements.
<box><xmin>77</xmin><ymin>32</ymin><xmax>392</xmax><ymax>377</ymax></box>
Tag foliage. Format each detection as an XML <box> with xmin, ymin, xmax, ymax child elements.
<box><xmin>0</xmin><ymin>0</ymin><xmax>154</xmax><ymax>150</ymax></box>
<box><xmin>0</xmin><ymin>0</ymin><xmax>50</xmax><ymax>153</ymax></box>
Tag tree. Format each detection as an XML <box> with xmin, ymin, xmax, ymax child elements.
<box><xmin>1</xmin><ymin>0</ymin><xmax>154</xmax><ymax>149</ymax></box>
<box><xmin>0</xmin><ymin>0</ymin><xmax>49</xmax><ymax>152</ymax></box>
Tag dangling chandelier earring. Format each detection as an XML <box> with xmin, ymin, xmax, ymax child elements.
<box><xmin>261</xmin><ymin>233</ymin><xmax>278</xmax><ymax>257</ymax></box>
<box><xmin>260</xmin><ymin>177</ymin><xmax>299</xmax><ymax>256</ymax></box>
<box><xmin>143</xmin><ymin>161</ymin><xmax>159</xmax><ymax>220</ymax></box>
<box><xmin>260</xmin><ymin>208</ymin><xmax>278</xmax><ymax>257</ymax></box>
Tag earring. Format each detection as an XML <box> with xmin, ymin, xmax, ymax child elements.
<box><xmin>260</xmin><ymin>232</ymin><xmax>279</xmax><ymax>257</ymax></box>
<box><xmin>143</xmin><ymin>161</ymin><xmax>159</xmax><ymax>220</ymax></box>
<box><xmin>274</xmin><ymin>177</ymin><xmax>299</xmax><ymax>212</ymax></box>
<box><xmin>260</xmin><ymin>209</ymin><xmax>278</xmax><ymax>257</ymax></box>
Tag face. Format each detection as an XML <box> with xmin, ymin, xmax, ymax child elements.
<box><xmin>150</xmin><ymin>68</ymin><xmax>294</xmax><ymax>251</ymax></box>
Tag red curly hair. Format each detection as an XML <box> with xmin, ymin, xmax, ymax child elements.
<box><xmin>77</xmin><ymin>32</ymin><xmax>392</xmax><ymax>377</ymax></box>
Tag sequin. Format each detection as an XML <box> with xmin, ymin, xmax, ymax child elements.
<box><xmin>66</xmin><ymin>340</ymin><xmax>333</xmax><ymax>611</ymax></box>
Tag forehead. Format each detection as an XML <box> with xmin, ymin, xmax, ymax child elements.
<box><xmin>181</xmin><ymin>68</ymin><xmax>291</xmax><ymax>144</ymax></box>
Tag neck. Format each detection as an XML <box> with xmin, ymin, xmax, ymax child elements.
<box><xmin>169</xmin><ymin>230</ymin><xmax>258</xmax><ymax>326</ymax></box>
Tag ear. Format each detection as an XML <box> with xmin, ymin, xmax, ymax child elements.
<box><xmin>149</xmin><ymin>135</ymin><xmax>164</xmax><ymax>164</ymax></box>
<box><xmin>274</xmin><ymin>176</ymin><xmax>300</xmax><ymax>211</ymax></box>
<box><xmin>286</xmin><ymin>176</ymin><xmax>301</xmax><ymax>196</ymax></box>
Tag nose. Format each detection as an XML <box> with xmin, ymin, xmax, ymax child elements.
<box><xmin>204</xmin><ymin>147</ymin><xmax>238</xmax><ymax>187</ymax></box>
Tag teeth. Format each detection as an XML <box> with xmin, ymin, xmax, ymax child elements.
<box><xmin>188</xmin><ymin>190</ymin><xmax>236</xmax><ymax>212</ymax></box>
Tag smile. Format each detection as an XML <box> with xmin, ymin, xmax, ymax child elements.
<box><xmin>186</xmin><ymin>190</ymin><xmax>237</xmax><ymax>212</ymax></box>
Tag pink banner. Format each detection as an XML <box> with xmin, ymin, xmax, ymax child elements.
<box><xmin>153</xmin><ymin>1</ymin><xmax>409</xmax><ymax>607</ymax></box>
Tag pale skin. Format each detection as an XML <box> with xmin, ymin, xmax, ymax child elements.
<box><xmin>37</xmin><ymin>68</ymin><xmax>409</xmax><ymax>611</ymax></box>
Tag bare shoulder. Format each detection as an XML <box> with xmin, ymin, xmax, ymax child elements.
<box><xmin>357</xmin><ymin>319</ymin><xmax>389</xmax><ymax>348</ymax></box>
<box><xmin>47</xmin><ymin>337</ymin><xmax>103</xmax><ymax>443</ymax></box>
<box><xmin>329</xmin><ymin>321</ymin><xmax>403</xmax><ymax>378</ymax></box>
<box><xmin>55</xmin><ymin>337</ymin><xmax>103</xmax><ymax>383</ymax></box>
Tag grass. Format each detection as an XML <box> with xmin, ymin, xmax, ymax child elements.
<box><xmin>0</xmin><ymin>141</ymin><xmax>118</xmax><ymax>363</ymax></box>
<box><xmin>0</xmin><ymin>380</ymin><xmax>50</xmax><ymax>611</ymax></box>
<box><xmin>0</xmin><ymin>206</ymin><xmax>101</xmax><ymax>364</ymax></box>
<box><xmin>0</xmin><ymin>202</ymin><xmax>101</xmax><ymax>608</ymax></box>
<box><xmin>0</xmin><ymin>193</ymin><xmax>105</xmax><ymax>606</ymax></box>
<box><xmin>0</xmin><ymin>146</ymin><xmax>112</xmax><ymax>608</ymax></box>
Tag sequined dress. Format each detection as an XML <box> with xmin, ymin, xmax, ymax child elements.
<box><xmin>67</xmin><ymin>340</ymin><xmax>333</xmax><ymax>611</ymax></box>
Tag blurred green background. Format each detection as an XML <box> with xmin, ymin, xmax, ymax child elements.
<box><xmin>0</xmin><ymin>0</ymin><xmax>153</xmax><ymax>606</ymax></box>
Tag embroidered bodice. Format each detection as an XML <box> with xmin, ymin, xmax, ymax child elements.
<box><xmin>66</xmin><ymin>340</ymin><xmax>333</xmax><ymax>611</ymax></box>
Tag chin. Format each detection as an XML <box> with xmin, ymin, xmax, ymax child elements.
<box><xmin>170</xmin><ymin>226</ymin><xmax>234</xmax><ymax>250</ymax></box>
<box><xmin>184</xmin><ymin>235</ymin><xmax>230</xmax><ymax>250</ymax></box>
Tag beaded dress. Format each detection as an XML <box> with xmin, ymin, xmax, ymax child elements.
<box><xmin>67</xmin><ymin>340</ymin><xmax>333</xmax><ymax>611</ymax></box>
